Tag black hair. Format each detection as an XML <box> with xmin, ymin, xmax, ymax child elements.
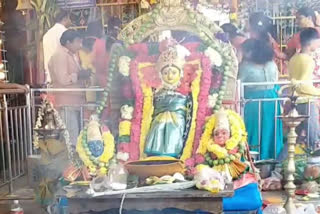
<box><xmin>297</xmin><ymin>7</ymin><xmax>316</xmax><ymax>24</ymax></box>
<box><xmin>55</xmin><ymin>10</ymin><xmax>69</xmax><ymax>23</ymax></box>
<box><xmin>86</xmin><ymin>20</ymin><xmax>104</xmax><ymax>38</ymax></box>
<box><xmin>60</xmin><ymin>30</ymin><xmax>82</xmax><ymax>46</ymax></box>
<box><xmin>221</xmin><ymin>23</ymin><xmax>243</xmax><ymax>40</ymax></box>
<box><xmin>241</xmin><ymin>39</ymin><xmax>274</xmax><ymax>64</ymax></box>
<box><xmin>106</xmin><ymin>17</ymin><xmax>122</xmax><ymax>50</ymax></box>
<box><xmin>249</xmin><ymin>12</ymin><xmax>275</xmax><ymax>42</ymax></box>
<box><xmin>82</xmin><ymin>37</ymin><xmax>96</xmax><ymax>52</ymax></box>
<box><xmin>300</xmin><ymin>27</ymin><xmax>320</xmax><ymax>48</ymax></box>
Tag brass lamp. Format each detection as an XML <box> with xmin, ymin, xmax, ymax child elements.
<box><xmin>16</xmin><ymin>0</ymin><xmax>33</xmax><ymax>11</ymax></box>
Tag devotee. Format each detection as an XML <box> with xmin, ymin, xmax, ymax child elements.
<box><xmin>288</xmin><ymin>28</ymin><xmax>320</xmax><ymax>149</ymax></box>
<box><xmin>43</xmin><ymin>10</ymin><xmax>72</xmax><ymax>84</ymax></box>
<box><xmin>221</xmin><ymin>23</ymin><xmax>247</xmax><ymax>61</ymax></box>
<box><xmin>105</xmin><ymin>16</ymin><xmax>122</xmax><ymax>51</ymax></box>
<box><xmin>286</xmin><ymin>7</ymin><xmax>320</xmax><ymax>59</ymax></box>
<box><xmin>85</xmin><ymin>20</ymin><xmax>109</xmax><ymax>87</ymax></box>
<box><xmin>48</xmin><ymin>30</ymin><xmax>88</xmax><ymax>145</ymax></box>
<box><xmin>238</xmin><ymin>39</ymin><xmax>283</xmax><ymax>160</ymax></box>
<box><xmin>248</xmin><ymin>12</ymin><xmax>286</xmax><ymax>72</ymax></box>
<box><xmin>287</xmin><ymin>7</ymin><xmax>320</xmax><ymax>83</ymax></box>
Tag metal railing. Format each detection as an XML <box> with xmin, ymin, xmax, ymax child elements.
<box><xmin>0</xmin><ymin>89</ymin><xmax>32</xmax><ymax>194</ymax></box>
<box><xmin>29</xmin><ymin>88</ymin><xmax>115</xmax><ymax>153</ymax></box>
<box><xmin>239</xmin><ymin>80</ymin><xmax>320</xmax><ymax>160</ymax></box>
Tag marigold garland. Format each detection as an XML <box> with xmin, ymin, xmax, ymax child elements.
<box><xmin>76</xmin><ymin>130</ymin><xmax>115</xmax><ymax>174</ymax></box>
<box><xmin>138</xmin><ymin>63</ymin><xmax>155</xmax><ymax>158</ymax></box>
<box><xmin>197</xmin><ymin>110</ymin><xmax>247</xmax><ymax>156</ymax></box>
<box><xmin>119</xmin><ymin>120</ymin><xmax>132</xmax><ymax>137</ymax></box>
<box><xmin>139</xmin><ymin>83</ymin><xmax>154</xmax><ymax>158</ymax></box>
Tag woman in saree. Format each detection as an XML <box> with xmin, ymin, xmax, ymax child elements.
<box><xmin>238</xmin><ymin>39</ymin><xmax>283</xmax><ymax>160</ymax></box>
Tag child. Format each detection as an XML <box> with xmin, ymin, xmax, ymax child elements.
<box><xmin>288</xmin><ymin>27</ymin><xmax>320</xmax><ymax>149</ymax></box>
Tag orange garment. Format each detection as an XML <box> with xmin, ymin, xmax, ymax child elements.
<box><xmin>89</xmin><ymin>37</ymin><xmax>109</xmax><ymax>87</ymax></box>
<box><xmin>287</xmin><ymin>27</ymin><xmax>320</xmax><ymax>52</ymax></box>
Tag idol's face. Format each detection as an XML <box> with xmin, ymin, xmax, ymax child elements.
<box><xmin>213</xmin><ymin>128</ymin><xmax>230</xmax><ymax>146</ymax></box>
<box><xmin>161</xmin><ymin>66</ymin><xmax>181</xmax><ymax>86</ymax></box>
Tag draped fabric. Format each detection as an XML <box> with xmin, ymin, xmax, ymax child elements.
<box><xmin>145</xmin><ymin>92</ymin><xmax>187</xmax><ymax>158</ymax></box>
<box><xmin>244</xmin><ymin>87</ymin><xmax>283</xmax><ymax>160</ymax></box>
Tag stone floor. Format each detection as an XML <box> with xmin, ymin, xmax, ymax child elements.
<box><xmin>1</xmin><ymin>176</ymin><xmax>320</xmax><ymax>214</ymax></box>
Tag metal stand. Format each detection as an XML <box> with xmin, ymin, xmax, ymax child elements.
<box><xmin>279</xmin><ymin>105</ymin><xmax>308</xmax><ymax>214</ymax></box>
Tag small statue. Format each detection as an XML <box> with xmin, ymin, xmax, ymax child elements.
<box><xmin>87</xmin><ymin>114</ymin><xmax>104</xmax><ymax>157</ymax></box>
<box><xmin>144</xmin><ymin>44</ymin><xmax>190</xmax><ymax>158</ymax></box>
<box><xmin>196</xmin><ymin>109</ymin><xmax>248</xmax><ymax>179</ymax></box>
<box><xmin>76</xmin><ymin>114</ymin><xmax>115</xmax><ymax>176</ymax></box>
<box><xmin>43</xmin><ymin>102</ymin><xmax>56</xmax><ymax>130</ymax></box>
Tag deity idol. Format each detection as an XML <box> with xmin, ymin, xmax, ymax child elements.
<box><xmin>144</xmin><ymin>44</ymin><xmax>190</xmax><ymax>158</ymax></box>
<box><xmin>195</xmin><ymin>109</ymin><xmax>249</xmax><ymax>179</ymax></box>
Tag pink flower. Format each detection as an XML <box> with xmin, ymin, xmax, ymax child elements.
<box><xmin>118</xmin><ymin>143</ymin><xmax>130</xmax><ymax>153</ymax></box>
<box><xmin>195</xmin><ymin>154</ymin><xmax>205</xmax><ymax>164</ymax></box>
<box><xmin>185</xmin><ymin>158</ymin><xmax>195</xmax><ymax>168</ymax></box>
<box><xmin>189</xmin><ymin>167</ymin><xmax>197</xmax><ymax>176</ymax></box>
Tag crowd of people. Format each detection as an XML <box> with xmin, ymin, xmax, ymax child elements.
<box><xmin>42</xmin><ymin>10</ymin><xmax>121</xmax><ymax>145</ymax></box>
<box><xmin>222</xmin><ymin>7</ymin><xmax>320</xmax><ymax>160</ymax></box>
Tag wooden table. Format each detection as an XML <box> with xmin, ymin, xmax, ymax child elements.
<box><xmin>57</xmin><ymin>184</ymin><xmax>234</xmax><ymax>214</ymax></box>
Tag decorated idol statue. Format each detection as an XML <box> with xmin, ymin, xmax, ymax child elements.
<box><xmin>76</xmin><ymin>114</ymin><xmax>115</xmax><ymax>175</ymax></box>
<box><xmin>188</xmin><ymin>109</ymin><xmax>249</xmax><ymax>179</ymax></box>
<box><xmin>144</xmin><ymin>44</ymin><xmax>191</xmax><ymax>158</ymax></box>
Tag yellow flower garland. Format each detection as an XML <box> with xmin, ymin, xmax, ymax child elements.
<box><xmin>137</xmin><ymin>63</ymin><xmax>155</xmax><ymax>158</ymax></box>
<box><xmin>139</xmin><ymin>84</ymin><xmax>154</xmax><ymax>158</ymax></box>
<box><xmin>197</xmin><ymin>110</ymin><xmax>247</xmax><ymax>155</ymax></box>
<box><xmin>76</xmin><ymin>130</ymin><xmax>115</xmax><ymax>174</ymax></box>
<box><xmin>119</xmin><ymin>120</ymin><xmax>132</xmax><ymax>136</ymax></box>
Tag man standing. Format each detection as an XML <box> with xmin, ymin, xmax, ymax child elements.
<box><xmin>43</xmin><ymin>10</ymin><xmax>71</xmax><ymax>84</ymax></box>
<box><xmin>49</xmin><ymin>29</ymin><xmax>88</xmax><ymax>146</ymax></box>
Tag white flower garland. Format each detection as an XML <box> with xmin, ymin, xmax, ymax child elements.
<box><xmin>33</xmin><ymin>99</ymin><xmax>73</xmax><ymax>160</ymax></box>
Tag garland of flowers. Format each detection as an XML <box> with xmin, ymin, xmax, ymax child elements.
<box><xmin>190</xmin><ymin>54</ymin><xmax>213</xmax><ymax>156</ymax></box>
<box><xmin>197</xmin><ymin>110</ymin><xmax>247</xmax><ymax>156</ymax></box>
<box><xmin>77</xmin><ymin>44</ymin><xmax>122</xmax><ymax>172</ymax></box>
<box><xmin>204</xmin><ymin>140</ymin><xmax>246</xmax><ymax>167</ymax></box>
<box><xmin>76</xmin><ymin>129</ymin><xmax>115</xmax><ymax>174</ymax></box>
<box><xmin>139</xmin><ymin>79</ymin><xmax>154</xmax><ymax>158</ymax></box>
<box><xmin>33</xmin><ymin>97</ymin><xmax>73</xmax><ymax>161</ymax></box>
<box><xmin>119</xmin><ymin>120</ymin><xmax>132</xmax><ymax>136</ymax></box>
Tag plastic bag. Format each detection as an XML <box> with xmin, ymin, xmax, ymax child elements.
<box><xmin>297</xmin><ymin>204</ymin><xmax>317</xmax><ymax>214</ymax></box>
<box><xmin>194</xmin><ymin>165</ymin><xmax>226</xmax><ymax>193</ymax></box>
<box><xmin>263</xmin><ymin>205</ymin><xmax>286</xmax><ymax>214</ymax></box>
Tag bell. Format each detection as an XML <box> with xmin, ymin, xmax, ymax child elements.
<box><xmin>16</xmin><ymin>0</ymin><xmax>33</xmax><ymax>10</ymax></box>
